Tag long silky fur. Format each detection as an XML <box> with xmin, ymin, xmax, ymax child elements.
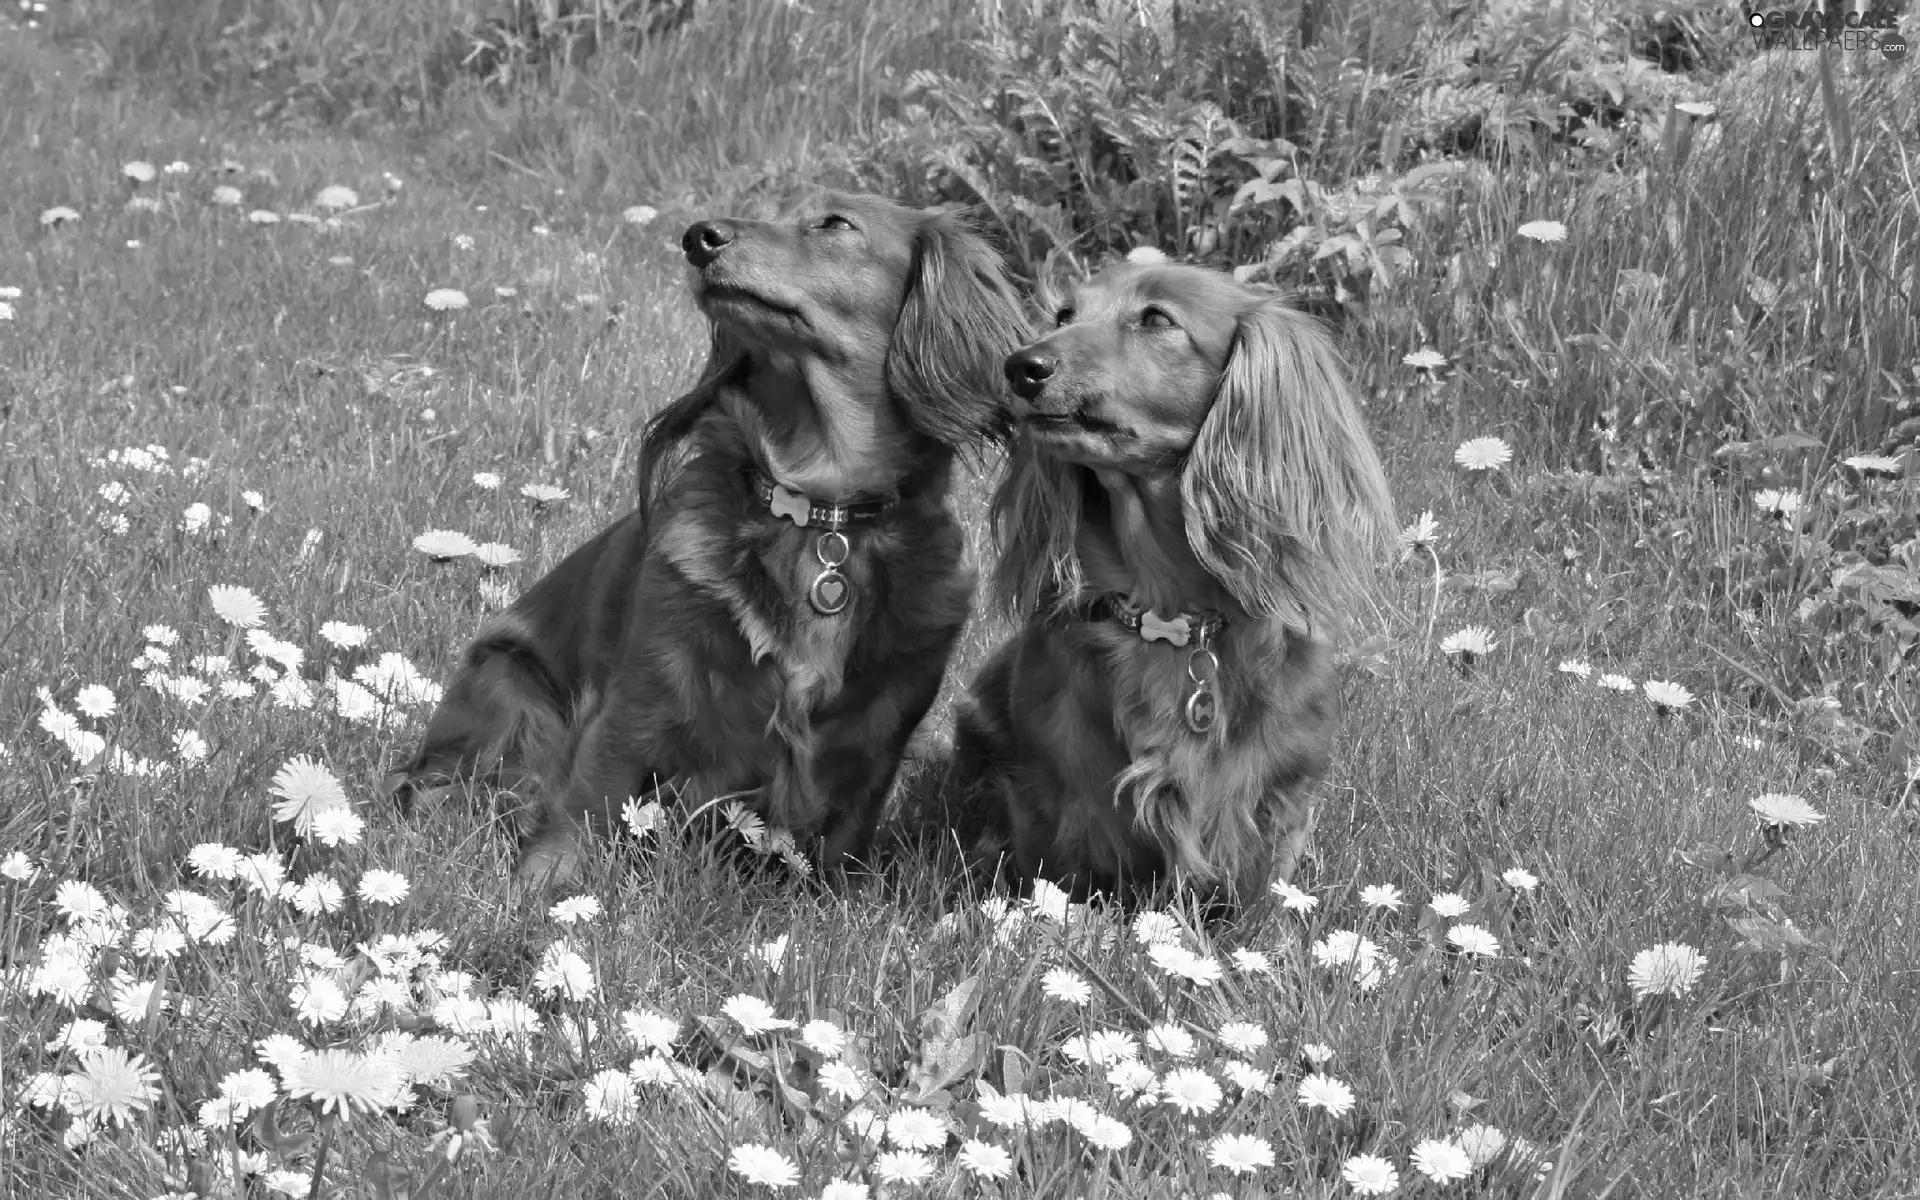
<box><xmin>959</xmin><ymin>274</ymin><xmax>1396</xmax><ymax>902</ymax></box>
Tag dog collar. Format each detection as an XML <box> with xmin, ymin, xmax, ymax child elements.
<box><xmin>1082</xmin><ymin>593</ymin><xmax>1226</xmax><ymax>649</ymax></box>
<box><xmin>750</xmin><ymin>469</ymin><xmax>895</xmax><ymax>531</ymax></box>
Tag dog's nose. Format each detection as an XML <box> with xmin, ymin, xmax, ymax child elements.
<box><xmin>682</xmin><ymin>221</ymin><xmax>735</xmax><ymax>268</ymax></box>
<box><xmin>1004</xmin><ymin>349</ymin><xmax>1058</xmax><ymax>399</ymax></box>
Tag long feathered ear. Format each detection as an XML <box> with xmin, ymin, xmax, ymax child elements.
<box><xmin>635</xmin><ymin>327</ymin><xmax>746</xmax><ymax>513</ymax></box>
<box><xmin>1179</xmin><ymin>299</ymin><xmax>1396</xmax><ymax>630</ymax></box>
<box><xmin>886</xmin><ymin>212</ymin><xmax>1030</xmax><ymax>454</ymax></box>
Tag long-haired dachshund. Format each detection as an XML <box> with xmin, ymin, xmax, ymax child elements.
<box><xmin>390</xmin><ymin>193</ymin><xmax>1029</xmax><ymax>884</ymax></box>
<box><xmin>946</xmin><ymin>261</ymin><xmax>1395</xmax><ymax>906</ymax></box>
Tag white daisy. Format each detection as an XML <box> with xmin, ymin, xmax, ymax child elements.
<box><xmin>423</xmin><ymin>288</ymin><xmax>470</xmax><ymax>313</ymax></box>
<box><xmin>1627</xmin><ymin>942</ymin><xmax>1706</xmax><ymax>999</ymax></box>
<box><xmin>1411</xmin><ymin>1137</ymin><xmax>1474</xmax><ymax>1183</ymax></box>
<box><xmin>1516</xmin><ymin>219</ymin><xmax>1568</xmax><ymax>243</ymax></box>
<box><xmin>1447</xmin><ymin>924</ymin><xmax>1500</xmax><ymax>958</ymax></box>
<box><xmin>1749</xmin><ymin>793</ymin><xmax>1826</xmax><ymax>830</ymax></box>
<box><xmin>1041</xmin><ymin>967</ymin><xmax>1092</xmax><ymax>1005</ymax></box>
<box><xmin>1209</xmin><ymin>1132</ymin><xmax>1275</xmax><ymax>1174</ymax></box>
<box><xmin>1298</xmin><ymin>1073</ymin><xmax>1357</xmax><ymax>1118</ymax></box>
<box><xmin>1360</xmin><ymin>883</ymin><xmax>1404</xmax><ymax>911</ymax></box>
<box><xmin>1453</xmin><ymin>436</ymin><xmax>1513</xmax><ymax>472</ymax></box>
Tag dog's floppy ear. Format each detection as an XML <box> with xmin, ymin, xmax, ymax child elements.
<box><xmin>1179</xmin><ymin>298</ymin><xmax>1396</xmax><ymax>629</ymax></box>
<box><xmin>988</xmin><ymin>435</ymin><xmax>1086</xmax><ymax>620</ymax></box>
<box><xmin>886</xmin><ymin>212</ymin><xmax>1029</xmax><ymax>451</ymax></box>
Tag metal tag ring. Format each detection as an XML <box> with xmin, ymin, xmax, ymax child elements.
<box><xmin>814</xmin><ymin>530</ymin><xmax>850</xmax><ymax>568</ymax></box>
<box><xmin>1185</xmin><ymin>647</ymin><xmax>1220</xmax><ymax>686</ymax></box>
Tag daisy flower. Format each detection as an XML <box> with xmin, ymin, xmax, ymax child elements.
<box><xmin>1557</xmin><ymin>659</ymin><xmax>1593</xmax><ymax>679</ymax></box>
<box><xmin>188</xmin><ymin>843</ymin><xmax>242</xmax><ymax>880</ymax></box>
<box><xmin>818</xmin><ymin>1060</ymin><xmax>870</xmax><ymax>1101</ymax></box>
<box><xmin>624</xmin><ymin>798</ymin><xmax>663</xmax><ymax>836</ymax></box>
<box><xmin>1598</xmin><ymin>672</ymin><xmax>1636</xmax><ymax>693</ymax></box>
<box><xmin>1313</xmin><ymin>930</ymin><xmax>1382</xmax><ymax>973</ymax></box>
<box><xmin>1447</xmin><ymin>924</ymin><xmax>1500</xmax><ymax>958</ymax></box>
<box><xmin>1222</xmin><ymin>1060</ymin><xmax>1273</xmax><ymax>1093</ymax></box>
<box><xmin>74</xmin><ymin>685</ymin><xmax>117</xmax><ymax>719</ymax></box>
<box><xmin>123</xmin><ymin>160</ymin><xmax>157</xmax><ymax>184</ymax></box>
<box><xmin>886</xmin><ymin>1107</ymin><xmax>949</xmax><ymax>1151</ymax></box>
<box><xmin>41</xmin><ymin>205</ymin><xmax>81</xmax><ymax>227</ymax></box>
<box><xmin>1627</xmin><ymin>942</ymin><xmax>1706</xmax><ymax>999</ymax></box>
<box><xmin>472</xmin><ymin>542</ymin><xmax>522</xmax><ymax>569</ymax></box>
<box><xmin>292</xmin><ymin>977</ymin><xmax>350</xmax><ymax>1025</ymax></box>
<box><xmin>1439</xmin><ymin>626</ymin><xmax>1496</xmax><ymax>658</ymax></box>
<box><xmin>1749</xmin><ymin>793</ymin><xmax>1826</xmax><ymax>830</ymax></box>
<box><xmin>1753</xmin><ymin>488</ymin><xmax>1803</xmax><ymax>522</ymax></box>
<box><xmin>1843</xmin><ymin>453</ymin><xmax>1904</xmax><ymax>475</ymax></box>
<box><xmin>173</xmin><ymin>730</ymin><xmax>210</xmax><ymax>762</ymax></box>
<box><xmin>548</xmin><ymin>895</ymin><xmax>601</xmax><ymax>925</ymax></box>
<box><xmin>314</xmin><ymin>185</ymin><xmax>359</xmax><ymax>210</ymax></box>
<box><xmin>1216</xmin><ymin>1020</ymin><xmax>1268</xmax><ymax>1054</ymax></box>
<box><xmin>1675</xmin><ymin>100</ymin><xmax>1716</xmax><ymax>118</ymax></box>
<box><xmin>1209</xmin><ymin>1132</ymin><xmax>1275</xmax><ymax>1174</ymax></box>
<box><xmin>956</xmin><ymin>1140</ymin><xmax>1013</xmax><ymax>1180</ymax></box>
<box><xmin>818</xmin><ymin>1183</ymin><xmax>869</xmax><ymax>1200</ymax></box>
<box><xmin>472</xmin><ymin>471</ymin><xmax>502</xmax><ymax>490</ymax></box>
<box><xmin>210</xmin><ymin>185</ymin><xmax>243</xmax><ymax>206</ymax></box>
<box><xmin>1301</xmin><ymin>1041</ymin><xmax>1336</xmax><ymax>1067</ymax></box>
<box><xmin>318</xmin><ymin>621</ymin><xmax>370</xmax><ymax>649</ymax></box>
<box><xmin>1</xmin><ymin>850</ymin><xmax>36</xmax><ymax>881</ymax></box>
<box><xmin>1231</xmin><ymin>948</ymin><xmax>1274</xmax><ymax>975</ymax></box>
<box><xmin>281</xmin><ymin>1048</ymin><xmax>399</xmax><ymax>1120</ymax></box>
<box><xmin>1297</xmin><ymin>1073</ymin><xmax>1356</xmax><ymax>1118</ymax></box>
<box><xmin>357</xmin><ymin>869</ymin><xmax>410</xmax><ymax>905</ymax></box>
<box><xmin>1457</xmin><ymin>1123</ymin><xmax>1508</xmax><ymax>1167</ymax></box>
<box><xmin>1502</xmin><ymin>867</ymin><xmax>1539</xmax><ymax>892</ymax></box>
<box><xmin>1042</xmin><ymin>967</ymin><xmax>1093</xmax><ymax>1005</ymax></box>
<box><xmin>1130</xmin><ymin>910</ymin><xmax>1182</xmax><ymax>945</ymax></box>
<box><xmin>208</xmin><ymin>584</ymin><xmax>267</xmax><ymax>628</ymax></box>
<box><xmin>1160</xmin><ymin>1067</ymin><xmax>1225</xmax><ymax>1115</ymax></box>
<box><xmin>1429</xmin><ymin>892</ymin><xmax>1471</xmax><ymax>918</ymax></box>
<box><xmin>1403</xmin><ymin>347</ymin><xmax>1448</xmax><ymax>372</ymax></box>
<box><xmin>66</xmin><ymin>1046</ymin><xmax>161</xmax><ymax>1126</ymax></box>
<box><xmin>721</xmin><ymin>993</ymin><xmax>794</xmax><ymax>1035</ymax></box>
<box><xmin>1453</xmin><ymin>436</ymin><xmax>1512</xmax><ymax>472</ymax></box>
<box><xmin>413</xmin><ymin>530</ymin><xmax>477</xmax><ymax>561</ymax></box>
<box><xmin>1342</xmin><ymin>1152</ymin><xmax>1402</xmax><ymax>1195</ymax></box>
<box><xmin>1360</xmin><ymin>883</ymin><xmax>1404</xmax><ymax>911</ymax></box>
<box><xmin>248</xmin><ymin>210</ymin><xmax>281</xmax><ymax>225</ymax></box>
<box><xmin>532</xmin><ymin>945</ymin><xmax>596</xmax><ymax>1000</ymax></box>
<box><xmin>1643</xmin><ymin>679</ymin><xmax>1695</xmax><ymax>714</ymax></box>
<box><xmin>622</xmin><ymin>204</ymin><xmax>659</xmax><ymax>225</ymax></box>
<box><xmin>800</xmin><ymin>1019</ymin><xmax>846</xmax><ymax>1058</ymax></box>
<box><xmin>1516</xmin><ymin>219</ymin><xmax>1568</xmax><ymax>243</ymax></box>
<box><xmin>390</xmin><ymin>1035</ymin><xmax>475</xmax><ymax>1089</ymax></box>
<box><xmin>1411</xmin><ymin>1137</ymin><xmax>1474</xmax><ymax>1183</ymax></box>
<box><xmin>1063</xmin><ymin>1029</ymin><xmax>1137</xmax><ymax>1066</ymax></box>
<box><xmin>1271</xmin><ymin>879</ymin><xmax>1318</xmax><ymax>912</ymax></box>
<box><xmin>1147</xmin><ymin>942</ymin><xmax>1224</xmax><ymax>985</ymax></box>
<box><xmin>1107</xmin><ymin>1059</ymin><xmax>1158</xmax><ymax>1098</ymax></box>
<box><xmin>520</xmin><ymin>482</ymin><xmax>570</xmax><ymax>507</ymax></box>
<box><xmin>1145</xmin><ymin>1022</ymin><xmax>1196</xmax><ymax>1060</ymax></box>
<box><xmin>873</xmin><ymin>1150</ymin><xmax>935</xmax><ymax>1185</ymax></box>
<box><xmin>423</xmin><ymin>288</ymin><xmax>470</xmax><ymax>313</ymax></box>
<box><xmin>1081</xmin><ymin>1113</ymin><xmax>1132</xmax><ymax>1150</ymax></box>
<box><xmin>54</xmin><ymin>880</ymin><xmax>112</xmax><ymax>923</ymax></box>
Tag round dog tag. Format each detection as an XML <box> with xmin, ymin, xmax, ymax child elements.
<box><xmin>809</xmin><ymin>531</ymin><xmax>851</xmax><ymax>616</ymax></box>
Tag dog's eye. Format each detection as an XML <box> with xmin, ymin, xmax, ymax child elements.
<box><xmin>817</xmin><ymin>213</ymin><xmax>858</xmax><ymax>231</ymax></box>
<box><xmin>1053</xmin><ymin>306</ymin><xmax>1075</xmax><ymax>326</ymax></box>
<box><xmin>1141</xmin><ymin>307</ymin><xmax>1177</xmax><ymax>329</ymax></box>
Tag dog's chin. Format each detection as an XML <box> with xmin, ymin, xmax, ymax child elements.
<box><xmin>1018</xmin><ymin>410</ymin><xmax>1125</xmax><ymax>460</ymax></box>
<box><xmin>697</xmin><ymin>282</ymin><xmax>807</xmax><ymax>331</ymax></box>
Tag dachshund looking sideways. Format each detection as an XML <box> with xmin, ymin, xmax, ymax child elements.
<box><xmin>389</xmin><ymin>193</ymin><xmax>1029</xmax><ymax>884</ymax></box>
<box><xmin>948</xmin><ymin>260</ymin><xmax>1396</xmax><ymax>907</ymax></box>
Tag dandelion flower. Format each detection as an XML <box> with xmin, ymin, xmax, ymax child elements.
<box><xmin>1598</xmin><ymin>672</ymin><xmax>1636</xmax><ymax>693</ymax></box>
<box><xmin>281</xmin><ymin>1048</ymin><xmax>397</xmax><ymax>1120</ymax></box>
<box><xmin>1457</xmin><ymin>1123</ymin><xmax>1508</xmax><ymax>1167</ymax></box>
<box><xmin>1501</xmin><ymin>867</ymin><xmax>1539</xmax><ymax>892</ymax></box>
<box><xmin>1222</xmin><ymin>1060</ymin><xmax>1272</xmax><ymax>1093</ymax></box>
<box><xmin>286</xmin><ymin>876</ymin><xmax>346</xmax><ymax>916</ymax></box>
<box><xmin>1398</xmin><ymin>511</ymin><xmax>1439</xmax><ymax>559</ymax></box>
<box><xmin>1843</xmin><ymin>453</ymin><xmax>1904</xmax><ymax>475</ymax></box>
<box><xmin>1147</xmin><ymin>942</ymin><xmax>1224</xmax><ymax>985</ymax></box>
<box><xmin>1517</xmin><ymin>219</ymin><xmax>1568</xmax><ymax>243</ymax></box>
<box><xmin>1557</xmin><ymin>659</ymin><xmax>1593</xmax><ymax>679</ymax></box>
<box><xmin>1145</xmin><ymin>1022</ymin><xmax>1196</xmax><ymax>1060</ymax></box>
<box><xmin>188</xmin><ymin>843</ymin><xmax>242</xmax><ymax>879</ymax></box>
<box><xmin>74</xmin><ymin>685</ymin><xmax>117</xmax><ymax>719</ymax></box>
<box><xmin>886</xmin><ymin>1107</ymin><xmax>949</xmax><ymax>1151</ymax></box>
<box><xmin>318</xmin><ymin>624</ymin><xmax>369</xmax><ymax>656</ymax></box>
<box><xmin>208</xmin><ymin>584</ymin><xmax>267</xmax><ymax>628</ymax></box>
<box><xmin>210</xmin><ymin>185</ymin><xmax>243</xmax><ymax>207</ymax></box>
<box><xmin>1314</xmin><ymin>930</ymin><xmax>1382</xmax><ymax>972</ymax></box>
<box><xmin>1753</xmin><ymin>488</ymin><xmax>1803</xmax><ymax>521</ymax></box>
<box><xmin>818</xmin><ymin>1183</ymin><xmax>869</xmax><ymax>1200</ymax></box>
<box><xmin>1</xmin><ymin>850</ymin><xmax>36</xmax><ymax>881</ymax></box>
<box><xmin>390</xmin><ymin>1035</ymin><xmax>474</xmax><ymax>1089</ymax></box>
<box><xmin>1216</xmin><ymin>1020</ymin><xmax>1268</xmax><ymax>1054</ymax></box>
<box><xmin>472</xmin><ymin>471</ymin><xmax>502</xmax><ymax>490</ymax></box>
<box><xmin>1453</xmin><ymin>436</ymin><xmax>1512</xmax><ymax>472</ymax></box>
<box><xmin>315</xmin><ymin>185</ymin><xmax>359</xmax><ymax>211</ymax></box>
<box><xmin>956</xmin><ymin>1139</ymin><xmax>1013</xmax><ymax>1180</ymax></box>
<box><xmin>54</xmin><ymin>879</ymin><xmax>112</xmax><ymax>923</ymax></box>
<box><xmin>472</xmin><ymin>542</ymin><xmax>522</xmax><ymax>569</ymax></box>
<box><xmin>1160</xmin><ymin>1066</ymin><xmax>1225</xmax><ymax>1115</ymax></box>
<box><xmin>1447</xmin><ymin>924</ymin><xmax>1500</xmax><ymax>958</ymax></box>
<box><xmin>620</xmin><ymin>1008</ymin><xmax>680</xmax><ymax>1053</ymax></box>
<box><xmin>291</xmin><ymin>977</ymin><xmax>350</xmax><ymax>1025</ymax></box>
<box><xmin>874</xmin><ymin>1149</ymin><xmax>935</xmax><ymax>1184</ymax></box>
<box><xmin>583</xmin><ymin>1069</ymin><xmax>637</xmax><ymax>1124</ymax></box>
<box><xmin>1403</xmin><ymin>347</ymin><xmax>1448</xmax><ymax>371</ymax></box>
<box><xmin>1643</xmin><ymin>679</ymin><xmax>1695</xmax><ymax>713</ymax></box>
<box><xmin>1627</xmin><ymin>942</ymin><xmax>1706</xmax><ymax>999</ymax></box>
<box><xmin>1439</xmin><ymin>627</ymin><xmax>1496</xmax><ymax>658</ymax></box>
<box><xmin>548</xmin><ymin>895</ymin><xmax>601</xmax><ymax>925</ymax></box>
<box><xmin>1301</xmin><ymin>1042</ymin><xmax>1336</xmax><ymax>1067</ymax></box>
<box><xmin>1750</xmin><ymin>793</ymin><xmax>1825</xmax><ymax>830</ymax></box>
<box><xmin>532</xmin><ymin>945</ymin><xmax>595</xmax><ymax>1000</ymax></box>
<box><xmin>66</xmin><ymin>1046</ymin><xmax>161</xmax><ymax>1127</ymax></box>
<box><xmin>1411</xmin><ymin>1137</ymin><xmax>1474</xmax><ymax>1183</ymax></box>
<box><xmin>1131</xmin><ymin>910</ymin><xmax>1182</xmax><ymax>945</ymax></box>
<box><xmin>1429</xmin><ymin>892</ymin><xmax>1471</xmax><ymax>918</ymax></box>
<box><xmin>800</xmin><ymin>1019</ymin><xmax>846</xmax><ymax>1058</ymax></box>
<box><xmin>1230</xmin><ymin>948</ymin><xmax>1273</xmax><ymax>975</ymax></box>
<box><xmin>123</xmin><ymin>160</ymin><xmax>157</xmax><ymax>184</ymax></box>
<box><xmin>413</xmin><ymin>529</ymin><xmax>477</xmax><ymax>561</ymax></box>
<box><xmin>248</xmin><ymin>210</ymin><xmax>281</xmax><ymax>225</ymax></box>
<box><xmin>1361</xmin><ymin>883</ymin><xmax>1404</xmax><ymax>911</ymax></box>
<box><xmin>41</xmin><ymin>205</ymin><xmax>81</xmax><ymax>227</ymax></box>
<box><xmin>1082</xmin><ymin>1112</ymin><xmax>1132</xmax><ymax>1150</ymax></box>
<box><xmin>1209</xmin><ymin>1132</ymin><xmax>1275</xmax><ymax>1174</ymax></box>
<box><xmin>1297</xmin><ymin>1073</ymin><xmax>1356</xmax><ymax>1118</ymax></box>
<box><xmin>1675</xmin><ymin>100</ymin><xmax>1716</xmax><ymax>118</ymax></box>
<box><xmin>1042</xmin><ymin>967</ymin><xmax>1092</xmax><ymax>1005</ymax></box>
<box><xmin>357</xmin><ymin>869</ymin><xmax>410</xmax><ymax>905</ymax></box>
<box><xmin>1063</xmin><ymin>1029</ymin><xmax>1136</xmax><ymax>1066</ymax></box>
<box><xmin>622</xmin><ymin>205</ymin><xmax>659</xmax><ymax>225</ymax></box>
<box><xmin>269</xmin><ymin>756</ymin><xmax>351</xmax><ymax>834</ymax></box>
<box><xmin>423</xmin><ymin>288</ymin><xmax>470</xmax><ymax>313</ymax></box>
<box><xmin>625</xmin><ymin>798</ymin><xmax>663</xmax><ymax>836</ymax></box>
<box><xmin>722</xmin><ymin>993</ymin><xmax>794</xmax><ymax>1035</ymax></box>
<box><xmin>520</xmin><ymin>482</ymin><xmax>570</xmax><ymax>506</ymax></box>
<box><xmin>818</xmin><ymin>1060</ymin><xmax>870</xmax><ymax>1101</ymax></box>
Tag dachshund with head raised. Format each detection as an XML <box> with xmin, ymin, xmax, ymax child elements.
<box><xmin>947</xmin><ymin>260</ymin><xmax>1395</xmax><ymax>907</ymax></box>
<box><xmin>391</xmin><ymin>193</ymin><xmax>1029</xmax><ymax>884</ymax></box>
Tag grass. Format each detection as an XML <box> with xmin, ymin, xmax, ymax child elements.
<box><xmin>4</xmin><ymin>5</ymin><xmax>1920</xmax><ymax>1199</ymax></box>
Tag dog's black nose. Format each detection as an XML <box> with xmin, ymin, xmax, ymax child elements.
<box><xmin>1005</xmin><ymin>349</ymin><xmax>1058</xmax><ymax>399</ymax></box>
<box><xmin>682</xmin><ymin>221</ymin><xmax>735</xmax><ymax>268</ymax></box>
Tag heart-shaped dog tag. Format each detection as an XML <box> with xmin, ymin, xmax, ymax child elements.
<box><xmin>810</xmin><ymin>569</ymin><xmax>849</xmax><ymax>615</ymax></box>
